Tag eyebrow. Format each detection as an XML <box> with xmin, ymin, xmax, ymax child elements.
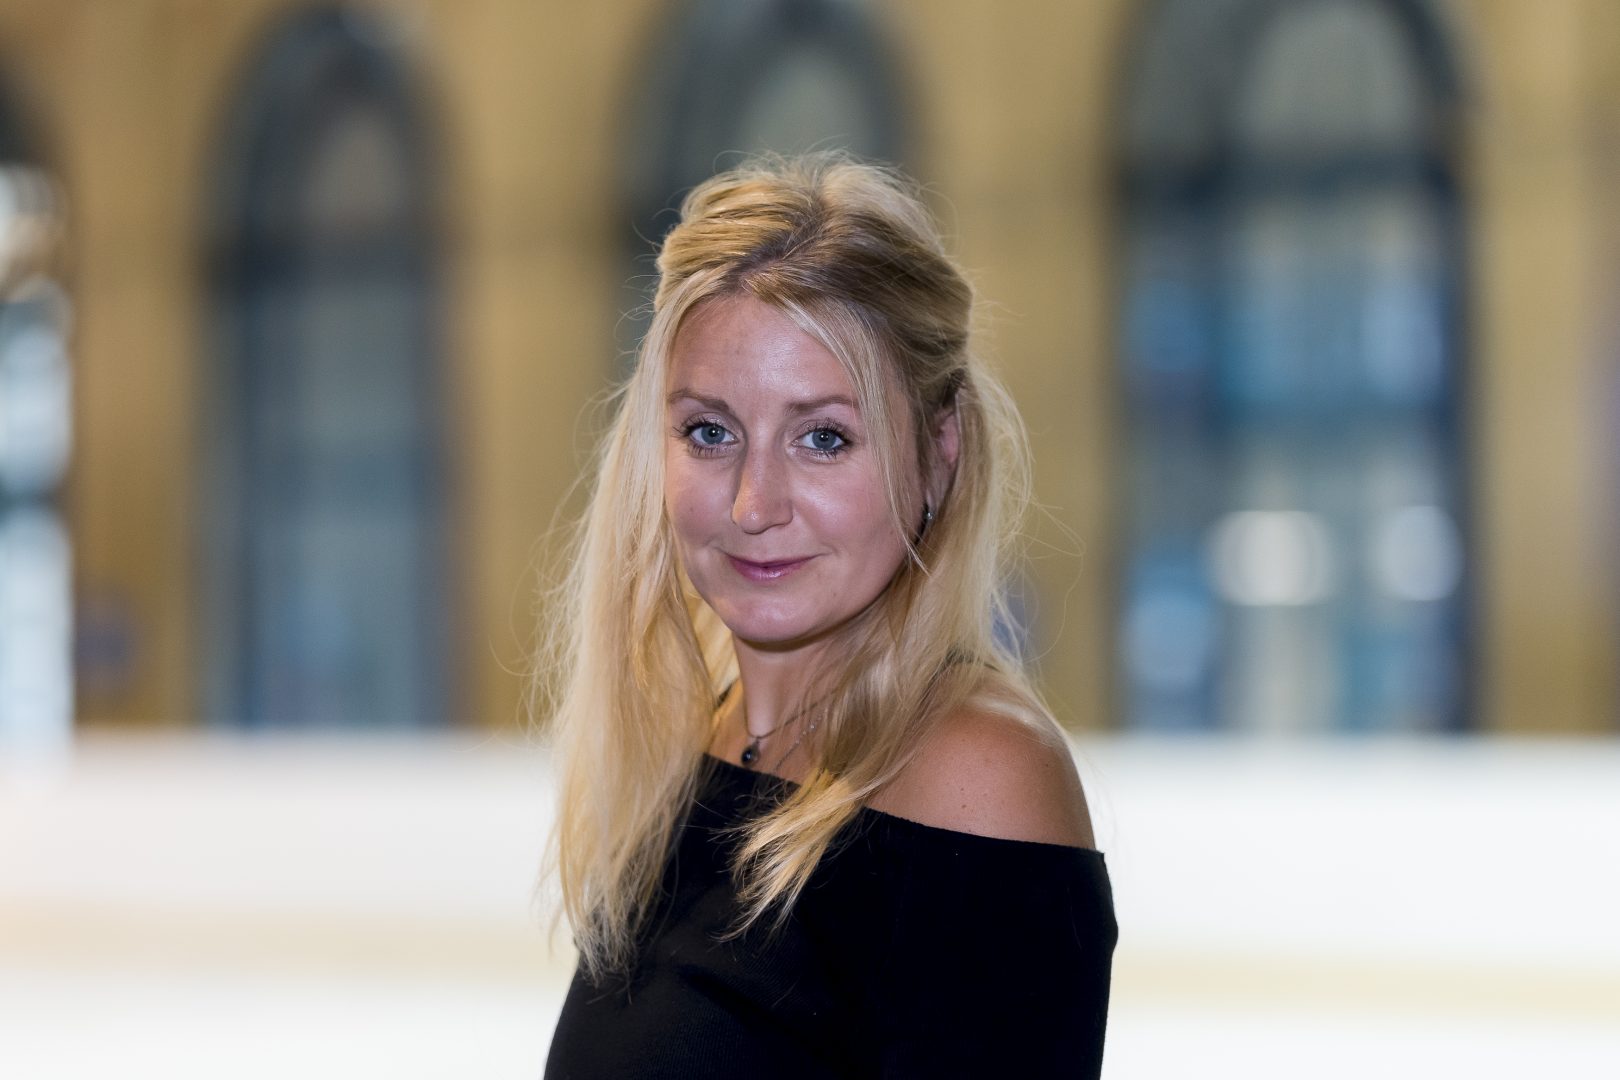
<box><xmin>665</xmin><ymin>388</ymin><xmax>858</xmax><ymax>414</ymax></box>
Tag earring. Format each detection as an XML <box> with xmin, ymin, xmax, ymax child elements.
<box><xmin>919</xmin><ymin>502</ymin><xmax>934</xmax><ymax>534</ymax></box>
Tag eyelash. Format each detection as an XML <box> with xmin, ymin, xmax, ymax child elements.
<box><xmin>677</xmin><ymin>418</ymin><xmax>735</xmax><ymax>458</ymax></box>
<box><xmin>797</xmin><ymin>424</ymin><xmax>851</xmax><ymax>458</ymax></box>
<box><xmin>674</xmin><ymin>418</ymin><xmax>852</xmax><ymax>460</ymax></box>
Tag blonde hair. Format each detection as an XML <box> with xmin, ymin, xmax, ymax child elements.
<box><xmin>539</xmin><ymin>153</ymin><xmax>1050</xmax><ymax>978</ymax></box>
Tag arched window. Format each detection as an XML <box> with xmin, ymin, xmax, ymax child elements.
<box><xmin>0</xmin><ymin>86</ymin><xmax>70</xmax><ymax>757</ymax></box>
<box><xmin>205</xmin><ymin>8</ymin><xmax>449</xmax><ymax>728</ymax></box>
<box><xmin>1117</xmin><ymin>0</ymin><xmax>1469</xmax><ymax>731</ymax></box>
<box><xmin>619</xmin><ymin>0</ymin><xmax>907</xmax><ymax>352</ymax></box>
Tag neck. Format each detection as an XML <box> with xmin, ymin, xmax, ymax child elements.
<box><xmin>730</xmin><ymin>638</ymin><xmax>825</xmax><ymax>738</ymax></box>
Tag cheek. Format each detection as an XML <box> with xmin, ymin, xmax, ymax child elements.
<box><xmin>662</xmin><ymin>466</ymin><xmax>693</xmax><ymax>546</ymax></box>
<box><xmin>804</xmin><ymin>473</ymin><xmax>906</xmax><ymax>565</ymax></box>
<box><xmin>663</xmin><ymin>462</ymin><xmax>722</xmax><ymax>546</ymax></box>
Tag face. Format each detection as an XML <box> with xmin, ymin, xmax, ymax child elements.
<box><xmin>663</xmin><ymin>295</ymin><xmax>919</xmax><ymax>655</ymax></box>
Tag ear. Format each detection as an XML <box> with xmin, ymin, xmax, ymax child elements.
<box><xmin>926</xmin><ymin>403</ymin><xmax>960</xmax><ymax>510</ymax></box>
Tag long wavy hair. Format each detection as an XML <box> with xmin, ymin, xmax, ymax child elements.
<box><xmin>538</xmin><ymin>153</ymin><xmax>1052</xmax><ymax>979</ymax></box>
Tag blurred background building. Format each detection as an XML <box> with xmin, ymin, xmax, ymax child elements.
<box><xmin>0</xmin><ymin>0</ymin><xmax>1612</xmax><ymax>741</ymax></box>
<box><xmin>2</xmin><ymin>0</ymin><xmax>1618</xmax><ymax>1076</ymax></box>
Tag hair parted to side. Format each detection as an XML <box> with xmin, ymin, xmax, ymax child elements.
<box><xmin>538</xmin><ymin>152</ymin><xmax>1052</xmax><ymax>978</ymax></box>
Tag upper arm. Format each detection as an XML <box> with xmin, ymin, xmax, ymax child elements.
<box><xmin>868</xmin><ymin>708</ymin><xmax>1096</xmax><ymax>849</ymax></box>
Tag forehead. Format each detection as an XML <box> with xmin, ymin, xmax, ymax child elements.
<box><xmin>666</xmin><ymin>295</ymin><xmax>854</xmax><ymax>404</ymax></box>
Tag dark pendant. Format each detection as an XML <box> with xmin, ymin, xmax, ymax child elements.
<box><xmin>740</xmin><ymin>742</ymin><xmax>759</xmax><ymax>767</ymax></box>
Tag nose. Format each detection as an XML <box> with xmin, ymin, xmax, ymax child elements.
<box><xmin>732</xmin><ymin>447</ymin><xmax>792</xmax><ymax>533</ymax></box>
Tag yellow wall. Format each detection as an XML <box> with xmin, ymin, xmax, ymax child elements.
<box><xmin>1457</xmin><ymin>0</ymin><xmax>1617</xmax><ymax>731</ymax></box>
<box><xmin>0</xmin><ymin>0</ymin><xmax>1608</xmax><ymax>732</ymax></box>
<box><xmin>887</xmin><ymin>0</ymin><xmax>1136</xmax><ymax>728</ymax></box>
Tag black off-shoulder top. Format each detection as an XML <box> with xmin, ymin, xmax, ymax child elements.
<box><xmin>544</xmin><ymin>755</ymin><xmax>1117</xmax><ymax>1079</ymax></box>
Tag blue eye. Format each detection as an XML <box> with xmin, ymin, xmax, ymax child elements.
<box><xmin>693</xmin><ymin>423</ymin><xmax>728</xmax><ymax>446</ymax></box>
<box><xmin>800</xmin><ymin>428</ymin><xmax>847</xmax><ymax>455</ymax></box>
<box><xmin>680</xmin><ymin>419</ymin><xmax>735</xmax><ymax>454</ymax></box>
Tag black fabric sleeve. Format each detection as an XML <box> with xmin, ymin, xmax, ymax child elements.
<box><xmin>860</xmin><ymin>823</ymin><xmax>1117</xmax><ymax>1079</ymax></box>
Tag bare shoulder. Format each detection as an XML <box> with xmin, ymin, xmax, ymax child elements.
<box><xmin>867</xmin><ymin>707</ymin><xmax>1096</xmax><ymax>849</ymax></box>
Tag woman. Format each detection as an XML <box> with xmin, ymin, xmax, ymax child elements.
<box><xmin>541</xmin><ymin>154</ymin><xmax>1115</xmax><ymax>1078</ymax></box>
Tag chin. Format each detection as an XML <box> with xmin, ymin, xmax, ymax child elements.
<box><xmin>710</xmin><ymin>605</ymin><xmax>824</xmax><ymax>650</ymax></box>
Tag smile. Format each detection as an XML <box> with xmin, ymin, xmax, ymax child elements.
<box><xmin>726</xmin><ymin>554</ymin><xmax>815</xmax><ymax>582</ymax></box>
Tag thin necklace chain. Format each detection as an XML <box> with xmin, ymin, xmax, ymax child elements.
<box><xmin>718</xmin><ymin>682</ymin><xmax>820</xmax><ymax>770</ymax></box>
<box><xmin>769</xmin><ymin>715</ymin><xmax>818</xmax><ymax>772</ymax></box>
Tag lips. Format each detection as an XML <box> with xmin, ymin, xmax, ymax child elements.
<box><xmin>726</xmin><ymin>554</ymin><xmax>815</xmax><ymax>582</ymax></box>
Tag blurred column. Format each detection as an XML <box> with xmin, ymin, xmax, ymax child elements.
<box><xmin>0</xmin><ymin>161</ymin><xmax>71</xmax><ymax>768</ymax></box>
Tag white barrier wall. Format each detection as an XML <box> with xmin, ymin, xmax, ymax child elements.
<box><xmin>2</xmin><ymin>733</ymin><xmax>1617</xmax><ymax>1078</ymax></box>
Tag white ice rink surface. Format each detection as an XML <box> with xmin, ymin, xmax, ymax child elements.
<box><xmin>2</xmin><ymin>731</ymin><xmax>1618</xmax><ymax>1079</ymax></box>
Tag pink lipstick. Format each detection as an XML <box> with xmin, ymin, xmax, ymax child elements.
<box><xmin>727</xmin><ymin>555</ymin><xmax>813</xmax><ymax>582</ymax></box>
